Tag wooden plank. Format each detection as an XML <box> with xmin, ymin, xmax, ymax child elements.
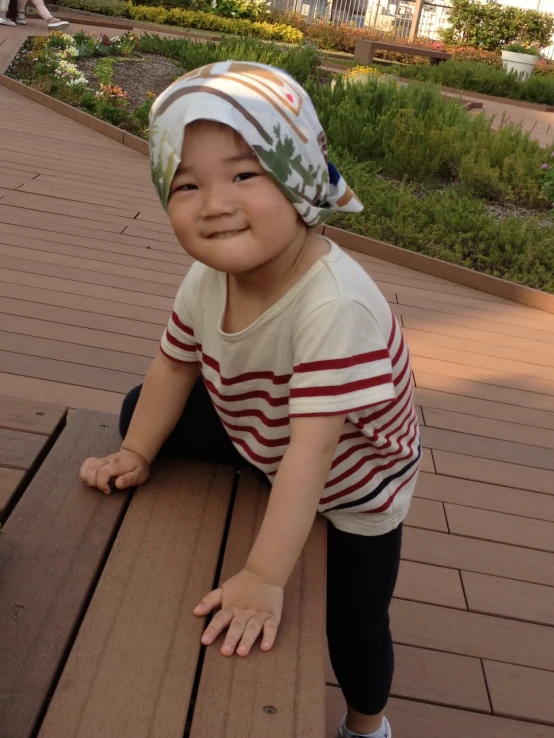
<box><xmin>420</xmin><ymin>447</ymin><xmax>435</xmax><ymax>472</ymax></box>
<box><xmin>0</xmin><ymin>267</ymin><xmax>175</xmax><ymax>311</ymax></box>
<box><xmin>0</xmin><ymin>296</ymin><xmax>165</xmax><ymax>339</ymax></box>
<box><xmin>423</xmin><ymin>408</ymin><xmax>554</xmax><ymax>450</ymax></box>
<box><xmin>404</xmin><ymin>497</ymin><xmax>448</xmax><ymax>531</ymax></box>
<box><xmin>391</xmin><ymin>599</ymin><xmax>554</xmax><ymax>671</ymax></box>
<box><xmin>0</xmin><ymin>411</ymin><xmax>130</xmax><ymax>738</ymax></box>
<box><xmin>2</xmin><ymin>313</ymin><xmax>158</xmax><ymax>356</ymax></box>
<box><xmin>433</xmin><ymin>450</ymin><xmax>554</xmax><ymax>495</ymax></box>
<box><xmin>327</xmin><ymin>644</ymin><xmax>489</xmax><ymax>712</ymax></box>
<box><xmin>0</xmin><ymin>173</ymin><xmax>30</xmax><ymax>189</ymax></box>
<box><xmin>415</xmin><ymin>471</ymin><xmax>554</xmax><ymax>522</ymax></box>
<box><xmin>403</xmin><ymin>314</ymin><xmax>554</xmax><ymax>356</ymax></box>
<box><xmin>416</xmin><ymin>387</ymin><xmax>554</xmax><ymax>431</ymax></box>
<box><xmin>0</xmin><ymin>350</ymin><xmax>143</xmax><ymax>394</ymax></box>
<box><xmin>122</xmin><ymin>224</ymin><xmax>180</xmax><ymax>245</ymax></box>
<box><xmin>409</xmin><ymin>335</ymin><xmax>554</xmax><ymax>383</ymax></box>
<box><xmin>38</xmin><ymin>461</ymin><xmax>235</xmax><ymax>738</ymax></box>
<box><xmin>403</xmin><ymin>526</ymin><xmax>554</xmax><ymax>588</ymax></box>
<box><xmin>32</xmin><ymin>172</ymin><xmax>157</xmax><ymax>201</ymax></box>
<box><xmin>19</xmin><ymin>178</ymin><xmax>163</xmax><ymax>212</ymax></box>
<box><xmin>404</xmin><ymin>322</ymin><xmax>554</xmax><ymax>364</ymax></box>
<box><xmin>445</xmin><ymin>504</ymin><xmax>554</xmax><ymax>553</ymax></box>
<box><xmin>416</xmin><ymin>370</ymin><xmax>554</xmax><ymax>414</ymax></box>
<box><xmin>462</xmin><ymin>571</ymin><xmax>554</xmax><ymax>627</ymax></box>
<box><xmin>483</xmin><ymin>661</ymin><xmax>554</xmax><ymax>726</ymax></box>
<box><xmin>0</xmin><ymin>245</ymin><xmax>185</xmax><ymax>288</ymax></box>
<box><xmin>0</xmin><ymin>372</ymin><xmax>125</xmax><ymax>414</ymax></box>
<box><xmin>0</xmin><ymin>427</ymin><xmax>51</xmax><ymax>470</ymax></box>
<box><xmin>189</xmin><ymin>470</ymin><xmax>327</xmax><ymax>738</ymax></box>
<box><xmin>0</xmin><ymin>467</ymin><xmax>25</xmax><ymax>515</ymax></box>
<box><xmin>397</xmin><ymin>303</ymin><xmax>554</xmax><ymax>345</ymax></box>
<box><xmin>421</xmin><ymin>427</ymin><xmax>554</xmax><ymax>472</ymax></box>
<box><xmin>0</xmin><ymin>187</ymin><xmax>140</xmax><ymax>222</ymax></box>
<box><xmin>0</xmin><ymin>255</ymin><xmax>179</xmax><ymax>299</ymax></box>
<box><xmin>397</xmin><ymin>293</ymin><xmax>554</xmax><ymax>336</ymax></box>
<box><xmin>413</xmin><ymin>357</ymin><xmax>554</xmax><ymax>402</ymax></box>
<box><xmin>396</xmin><ymin>560</ymin><xmax>466</xmax><ymax>609</ymax></box>
<box><xmin>0</xmin><ymin>393</ymin><xmax>66</xmax><ymax>435</ymax></box>
<box><xmin>0</xmin><ymin>203</ymin><xmax>125</xmax><ymax>236</ymax></box>
<box><xmin>326</xmin><ymin>689</ymin><xmax>554</xmax><ymax>738</ymax></box>
<box><xmin>0</xmin><ymin>270</ymin><xmax>167</xmax><ymax>326</ymax></box>
<box><xmin>0</xmin><ymin>331</ymin><xmax>152</xmax><ymax>376</ymax></box>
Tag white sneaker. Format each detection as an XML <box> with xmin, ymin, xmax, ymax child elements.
<box><xmin>338</xmin><ymin>715</ymin><xmax>392</xmax><ymax>738</ymax></box>
<box><xmin>0</xmin><ymin>16</ymin><xmax>17</xmax><ymax>25</ymax></box>
<box><xmin>47</xmin><ymin>17</ymin><xmax>69</xmax><ymax>29</ymax></box>
<box><xmin>16</xmin><ymin>12</ymin><xmax>26</xmax><ymax>24</ymax></box>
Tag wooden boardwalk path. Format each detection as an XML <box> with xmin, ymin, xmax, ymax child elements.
<box><xmin>1</xmin><ymin>20</ymin><xmax>554</xmax><ymax>738</ymax></box>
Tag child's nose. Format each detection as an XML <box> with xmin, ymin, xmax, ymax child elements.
<box><xmin>200</xmin><ymin>186</ymin><xmax>236</xmax><ymax>218</ymax></box>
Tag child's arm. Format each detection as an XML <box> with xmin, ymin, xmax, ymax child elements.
<box><xmin>194</xmin><ymin>412</ymin><xmax>345</xmax><ymax>657</ymax></box>
<box><xmin>80</xmin><ymin>351</ymin><xmax>200</xmax><ymax>492</ymax></box>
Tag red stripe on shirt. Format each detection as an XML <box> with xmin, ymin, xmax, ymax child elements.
<box><xmin>387</xmin><ymin>317</ymin><xmax>397</xmax><ymax>350</ymax></box>
<box><xmin>221</xmin><ymin>419</ymin><xmax>290</xmax><ymax>448</ymax></box>
<box><xmin>290</xmin><ymin>373</ymin><xmax>393</xmax><ymax>399</ymax></box>
<box><xmin>202</xmin><ymin>351</ymin><xmax>291</xmax><ymax>386</ymax></box>
<box><xmin>171</xmin><ymin>311</ymin><xmax>194</xmax><ymax>336</ymax></box>
<box><xmin>205</xmin><ymin>377</ymin><xmax>289</xmax><ymax>407</ymax></box>
<box><xmin>294</xmin><ymin>349</ymin><xmax>389</xmax><ymax>374</ymax></box>
<box><xmin>214</xmin><ymin>402</ymin><xmax>290</xmax><ymax>428</ymax></box>
<box><xmin>160</xmin><ymin>344</ymin><xmax>198</xmax><ymax>364</ymax></box>
<box><xmin>230</xmin><ymin>436</ymin><xmax>284</xmax><ymax>466</ymax></box>
<box><xmin>164</xmin><ymin>329</ymin><xmax>196</xmax><ymax>354</ymax></box>
<box><xmin>321</xmin><ymin>417</ymin><xmax>419</xmax><ymax>504</ymax></box>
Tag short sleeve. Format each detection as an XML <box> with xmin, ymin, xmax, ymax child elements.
<box><xmin>289</xmin><ymin>299</ymin><xmax>396</xmax><ymax>416</ymax></box>
<box><xmin>160</xmin><ymin>263</ymin><xmax>203</xmax><ymax>364</ymax></box>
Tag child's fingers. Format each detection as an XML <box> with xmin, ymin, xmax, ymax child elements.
<box><xmin>194</xmin><ymin>587</ymin><xmax>223</xmax><ymax>617</ymax></box>
<box><xmin>81</xmin><ymin>458</ymin><xmax>107</xmax><ymax>489</ymax></box>
<box><xmin>236</xmin><ymin>616</ymin><xmax>264</xmax><ymax>657</ymax></box>
<box><xmin>221</xmin><ymin>613</ymin><xmax>251</xmax><ymax>655</ymax></box>
<box><xmin>260</xmin><ymin>615</ymin><xmax>280</xmax><ymax>652</ymax></box>
<box><xmin>96</xmin><ymin>460</ymin><xmax>124</xmax><ymax>493</ymax></box>
<box><xmin>114</xmin><ymin>469</ymin><xmax>143</xmax><ymax>490</ymax></box>
<box><xmin>201</xmin><ymin>607</ymin><xmax>234</xmax><ymax>647</ymax></box>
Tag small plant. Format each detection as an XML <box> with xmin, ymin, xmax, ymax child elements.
<box><xmin>541</xmin><ymin>152</ymin><xmax>554</xmax><ymax>204</ymax></box>
<box><xmin>503</xmin><ymin>43</ymin><xmax>540</xmax><ymax>55</ymax></box>
<box><xmin>95</xmin><ymin>57</ymin><xmax>115</xmax><ymax>84</ymax></box>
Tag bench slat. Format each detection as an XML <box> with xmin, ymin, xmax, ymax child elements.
<box><xmin>0</xmin><ymin>410</ymin><xmax>127</xmax><ymax>738</ymax></box>
<box><xmin>37</xmin><ymin>460</ymin><xmax>235</xmax><ymax>738</ymax></box>
<box><xmin>0</xmin><ymin>393</ymin><xmax>66</xmax><ymax>435</ymax></box>
<box><xmin>190</xmin><ymin>469</ymin><xmax>327</xmax><ymax>738</ymax></box>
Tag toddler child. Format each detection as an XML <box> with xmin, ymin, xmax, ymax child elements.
<box><xmin>80</xmin><ymin>61</ymin><xmax>421</xmax><ymax>738</ymax></box>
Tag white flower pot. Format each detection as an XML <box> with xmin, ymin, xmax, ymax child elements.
<box><xmin>501</xmin><ymin>50</ymin><xmax>539</xmax><ymax>80</ymax></box>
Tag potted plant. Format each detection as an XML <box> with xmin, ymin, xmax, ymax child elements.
<box><xmin>501</xmin><ymin>43</ymin><xmax>541</xmax><ymax>80</ymax></box>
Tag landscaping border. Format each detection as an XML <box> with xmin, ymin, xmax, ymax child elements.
<box><xmin>2</xmin><ymin>44</ymin><xmax>553</xmax><ymax>314</ymax></box>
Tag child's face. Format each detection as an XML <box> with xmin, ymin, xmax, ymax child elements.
<box><xmin>167</xmin><ymin>121</ymin><xmax>304</xmax><ymax>274</ymax></box>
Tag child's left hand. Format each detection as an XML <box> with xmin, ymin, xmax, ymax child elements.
<box><xmin>193</xmin><ymin>568</ymin><xmax>283</xmax><ymax>657</ymax></box>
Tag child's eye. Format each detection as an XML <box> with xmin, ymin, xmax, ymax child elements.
<box><xmin>234</xmin><ymin>172</ymin><xmax>258</xmax><ymax>182</ymax></box>
<box><xmin>175</xmin><ymin>183</ymin><xmax>198</xmax><ymax>192</ymax></box>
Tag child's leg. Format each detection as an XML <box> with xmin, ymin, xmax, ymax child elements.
<box><xmin>120</xmin><ymin>377</ymin><xmax>246</xmax><ymax>466</ymax></box>
<box><xmin>327</xmin><ymin>523</ymin><xmax>402</xmax><ymax>737</ymax></box>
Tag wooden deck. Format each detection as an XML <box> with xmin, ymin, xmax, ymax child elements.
<box><xmin>2</xmin><ymin>21</ymin><xmax>554</xmax><ymax>738</ymax></box>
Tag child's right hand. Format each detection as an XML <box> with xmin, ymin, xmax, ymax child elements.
<box><xmin>80</xmin><ymin>449</ymin><xmax>150</xmax><ymax>494</ymax></box>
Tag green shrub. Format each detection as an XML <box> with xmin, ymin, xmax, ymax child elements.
<box><xmin>59</xmin><ymin>0</ymin><xmax>130</xmax><ymax>16</ymax></box>
<box><xmin>136</xmin><ymin>34</ymin><xmax>320</xmax><ymax>83</ymax></box>
<box><xmin>504</xmin><ymin>42</ymin><xmax>541</xmax><ymax>55</ymax></box>
<box><xmin>393</xmin><ymin>59</ymin><xmax>554</xmax><ymax>107</ymax></box>
<box><xmin>329</xmin><ymin>153</ymin><xmax>554</xmax><ymax>293</ymax></box>
<box><xmin>441</xmin><ymin>0</ymin><xmax>554</xmax><ymax>51</ymax></box>
<box><xmin>128</xmin><ymin>5</ymin><xmax>303</xmax><ymax>42</ymax></box>
<box><xmin>95</xmin><ymin>57</ymin><xmax>115</xmax><ymax>84</ymax></box>
<box><xmin>307</xmin><ymin>74</ymin><xmax>548</xmax><ymax>207</ymax></box>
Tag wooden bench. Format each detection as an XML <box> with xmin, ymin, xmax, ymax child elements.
<box><xmin>0</xmin><ymin>400</ymin><xmax>327</xmax><ymax>738</ymax></box>
<box><xmin>354</xmin><ymin>40</ymin><xmax>452</xmax><ymax>66</ymax></box>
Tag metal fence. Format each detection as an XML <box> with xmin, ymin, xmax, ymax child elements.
<box><xmin>268</xmin><ymin>0</ymin><xmax>554</xmax><ymax>55</ymax></box>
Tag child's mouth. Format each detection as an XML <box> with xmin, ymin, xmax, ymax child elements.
<box><xmin>207</xmin><ymin>228</ymin><xmax>248</xmax><ymax>239</ymax></box>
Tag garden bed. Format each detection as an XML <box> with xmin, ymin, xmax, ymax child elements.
<box><xmin>6</xmin><ymin>31</ymin><xmax>554</xmax><ymax>295</ymax></box>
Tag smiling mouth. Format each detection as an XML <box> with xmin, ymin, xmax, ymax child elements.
<box><xmin>206</xmin><ymin>228</ymin><xmax>248</xmax><ymax>239</ymax></box>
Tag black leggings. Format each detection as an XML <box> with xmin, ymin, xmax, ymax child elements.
<box><xmin>120</xmin><ymin>379</ymin><xmax>402</xmax><ymax>715</ymax></box>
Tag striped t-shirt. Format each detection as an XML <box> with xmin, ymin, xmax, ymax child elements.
<box><xmin>161</xmin><ymin>240</ymin><xmax>420</xmax><ymax>536</ymax></box>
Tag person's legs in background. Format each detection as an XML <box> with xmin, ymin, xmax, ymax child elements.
<box><xmin>0</xmin><ymin>0</ymin><xmax>16</xmax><ymax>26</ymax></box>
<box><xmin>16</xmin><ymin>0</ymin><xmax>69</xmax><ymax>28</ymax></box>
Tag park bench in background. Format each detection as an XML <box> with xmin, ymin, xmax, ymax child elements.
<box><xmin>354</xmin><ymin>39</ymin><xmax>452</xmax><ymax>66</ymax></box>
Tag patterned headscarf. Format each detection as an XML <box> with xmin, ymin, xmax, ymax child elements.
<box><xmin>149</xmin><ymin>61</ymin><xmax>363</xmax><ymax>227</ymax></box>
